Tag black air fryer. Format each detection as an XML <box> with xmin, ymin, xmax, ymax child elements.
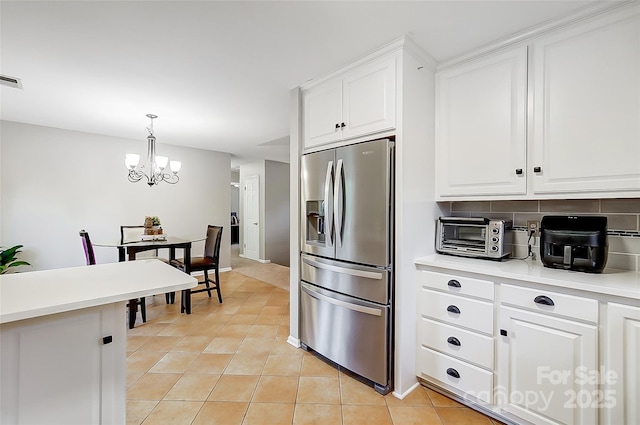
<box><xmin>540</xmin><ymin>216</ymin><xmax>608</xmax><ymax>273</ymax></box>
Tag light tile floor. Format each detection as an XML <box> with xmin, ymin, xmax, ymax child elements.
<box><xmin>126</xmin><ymin>270</ymin><xmax>505</xmax><ymax>425</ymax></box>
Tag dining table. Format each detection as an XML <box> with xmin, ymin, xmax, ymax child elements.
<box><xmin>94</xmin><ymin>236</ymin><xmax>203</xmax><ymax>327</ymax></box>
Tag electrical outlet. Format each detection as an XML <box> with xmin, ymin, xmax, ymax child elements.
<box><xmin>527</xmin><ymin>220</ymin><xmax>540</xmax><ymax>237</ymax></box>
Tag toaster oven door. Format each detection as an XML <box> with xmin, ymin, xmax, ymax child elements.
<box><xmin>439</xmin><ymin>223</ymin><xmax>488</xmax><ymax>254</ymax></box>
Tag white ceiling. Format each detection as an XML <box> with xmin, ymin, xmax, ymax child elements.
<box><xmin>1</xmin><ymin>0</ymin><xmax>598</xmax><ymax>167</ymax></box>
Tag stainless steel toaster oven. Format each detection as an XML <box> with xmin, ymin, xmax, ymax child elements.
<box><xmin>436</xmin><ymin>217</ymin><xmax>512</xmax><ymax>260</ymax></box>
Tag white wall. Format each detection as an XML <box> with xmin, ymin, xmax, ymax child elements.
<box><xmin>239</xmin><ymin>159</ymin><xmax>290</xmax><ymax>265</ymax></box>
<box><xmin>265</xmin><ymin>160</ymin><xmax>290</xmax><ymax>266</ymax></box>
<box><xmin>393</xmin><ymin>50</ymin><xmax>441</xmax><ymax>397</ymax></box>
<box><xmin>0</xmin><ymin>121</ymin><xmax>231</xmax><ymax>271</ymax></box>
<box><xmin>288</xmin><ymin>87</ymin><xmax>301</xmax><ymax>347</ymax></box>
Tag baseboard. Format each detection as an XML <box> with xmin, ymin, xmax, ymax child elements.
<box><xmin>392</xmin><ymin>381</ymin><xmax>420</xmax><ymax>400</ymax></box>
<box><xmin>238</xmin><ymin>254</ymin><xmax>271</xmax><ymax>264</ymax></box>
<box><xmin>287</xmin><ymin>335</ymin><xmax>300</xmax><ymax>348</ymax></box>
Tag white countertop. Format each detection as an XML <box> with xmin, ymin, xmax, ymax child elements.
<box><xmin>0</xmin><ymin>259</ymin><xmax>198</xmax><ymax>324</ymax></box>
<box><xmin>415</xmin><ymin>254</ymin><xmax>640</xmax><ymax>300</ymax></box>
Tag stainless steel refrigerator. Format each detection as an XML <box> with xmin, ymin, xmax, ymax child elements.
<box><xmin>300</xmin><ymin>137</ymin><xmax>394</xmax><ymax>394</ymax></box>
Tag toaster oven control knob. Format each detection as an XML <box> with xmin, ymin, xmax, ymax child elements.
<box><xmin>490</xmin><ymin>246</ymin><xmax>499</xmax><ymax>252</ymax></box>
<box><xmin>491</xmin><ymin>227</ymin><xmax>500</xmax><ymax>234</ymax></box>
<box><xmin>491</xmin><ymin>236</ymin><xmax>499</xmax><ymax>243</ymax></box>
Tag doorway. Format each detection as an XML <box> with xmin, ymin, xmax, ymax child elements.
<box><xmin>243</xmin><ymin>174</ymin><xmax>260</xmax><ymax>261</ymax></box>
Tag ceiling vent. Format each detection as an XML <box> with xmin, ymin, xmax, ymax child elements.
<box><xmin>0</xmin><ymin>75</ymin><xmax>23</xmax><ymax>89</ymax></box>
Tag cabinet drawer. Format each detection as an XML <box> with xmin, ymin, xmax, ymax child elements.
<box><xmin>417</xmin><ymin>346</ymin><xmax>493</xmax><ymax>404</ymax></box>
<box><xmin>419</xmin><ymin>289</ymin><xmax>494</xmax><ymax>334</ymax></box>
<box><xmin>419</xmin><ymin>271</ymin><xmax>494</xmax><ymax>301</ymax></box>
<box><xmin>417</xmin><ymin>317</ymin><xmax>494</xmax><ymax>370</ymax></box>
<box><xmin>500</xmin><ymin>284</ymin><xmax>598</xmax><ymax>324</ymax></box>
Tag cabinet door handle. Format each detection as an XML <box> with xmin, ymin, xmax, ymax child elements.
<box><xmin>335</xmin><ymin>123</ymin><xmax>340</xmax><ymax>130</ymax></box>
<box><xmin>515</xmin><ymin>168</ymin><xmax>523</xmax><ymax>175</ymax></box>
<box><xmin>447</xmin><ymin>336</ymin><xmax>461</xmax><ymax>346</ymax></box>
<box><xmin>102</xmin><ymin>336</ymin><xmax>113</xmax><ymax>345</ymax></box>
<box><xmin>534</xmin><ymin>295</ymin><xmax>555</xmax><ymax>306</ymax></box>
<box><xmin>446</xmin><ymin>368</ymin><xmax>460</xmax><ymax>379</ymax></box>
<box><xmin>447</xmin><ymin>279</ymin><xmax>461</xmax><ymax>288</ymax></box>
<box><xmin>447</xmin><ymin>305</ymin><xmax>460</xmax><ymax>314</ymax></box>
<box><xmin>340</xmin><ymin>122</ymin><xmax>346</xmax><ymax>128</ymax></box>
<box><xmin>534</xmin><ymin>166</ymin><xmax>542</xmax><ymax>173</ymax></box>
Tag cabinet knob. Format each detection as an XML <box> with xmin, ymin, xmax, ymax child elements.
<box><xmin>500</xmin><ymin>329</ymin><xmax>508</xmax><ymax>337</ymax></box>
<box><xmin>446</xmin><ymin>368</ymin><xmax>460</xmax><ymax>379</ymax></box>
<box><xmin>447</xmin><ymin>305</ymin><xmax>461</xmax><ymax>314</ymax></box>
<box><xmin>447</xmin><ymin>336</ymin><xmax>461</xmax><ymax>346</ymax></box>
<box><xmin>515</xmin><ymin>168</ymin><xmax>523</xmax><ymax>175</ymax></box>
<box><xmin>102</xmin><ymin>336</ymin><xmax>113</xmax><ymax>345</ymax></box>
<box><xmin>534</xmin><ymin>295</ymin><xmax>555</xmax><ymax>306</ymax></box>
<box><xmin>340</xmin><ymin>122</ymin><xmax>345</xmax><ymax>128</ymax></box>
<box><xmin>534</xmin><ymin>166</ymin><xmax>542</xmax><ymax>173</ymax></box>
<box><xmin>335</xmin><ymin>123</ymin><xmax>340</xmax><ymax>130</ymax></box>
<box><xmin>447</xmin><ymin>279</ymin><xmax>461</xmax><ymax>288</ymax></box>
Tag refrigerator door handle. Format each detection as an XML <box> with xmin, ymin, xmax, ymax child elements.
<box><xmin>334</xmin><ymin>158</ymin><xmax>344</xmax><ymax>247</ymax></box>
<box><xmin>324</xmin><ymin>161</ymin><xmax>334</xmax><ymax>246</ymax></box>
<box><xmin>302</xmin><ymin>283</ymin><xmax>382</xmax><ymax>316</ymax></box>
<box><xmin>302</xmin><ymin>256</ymin><xmax>383</xmax><ymax>280</ymax></box>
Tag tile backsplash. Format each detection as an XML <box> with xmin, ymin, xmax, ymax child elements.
<box><xmin>440</xmin><ymin>198</ymin><xmax>640</xmax><ymax>272</ymax></box>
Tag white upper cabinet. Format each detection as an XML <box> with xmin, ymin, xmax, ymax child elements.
<box><xmin>303</xmin><ymin>55</ymin><xmax>396</xmax><ymax>149</ymax></box>
<box><xmin>436</xmin><ymin>46</ymin><xmax>528</xmax><ymax>197</ymax></box>
<box><xmin>435</xmin><ymin>3</ymin><xmax>640</xmax><ymax>200</ymax></box>
<box><xmin>302</xmin><ymin>79</ymin><xmax>343</xmax><ymax>148</ymax></box>
<box><xmin>530</xmin><ymin>8</ymin><xmax>640</xmax><ymax>195</ymax></box>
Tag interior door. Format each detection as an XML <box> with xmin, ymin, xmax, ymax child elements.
<box><xmin>243</xmin><ymin>175</ymin><xmax>260</xmax><ymax>261</ymax></box>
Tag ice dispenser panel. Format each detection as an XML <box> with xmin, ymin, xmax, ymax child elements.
<box><xmin>306</xmin><ymin>200</ymin><xmax>326</xmax><ymax>245</ymax></box>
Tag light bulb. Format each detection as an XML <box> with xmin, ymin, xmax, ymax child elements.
<box><xmin>125</xmin><ymin>154</ymin><xmax>140</xmax><ymax>170</ymax></box>
<box><xmin>156</xmin><ymin>156</ymin><xmax>168</xmax><ymax>170</ymax></box>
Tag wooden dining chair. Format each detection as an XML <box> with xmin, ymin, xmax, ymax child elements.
<box><xmin>170</xmin><ymin>225</ymin><xmax>223</xmax><ymax>313</ymax></box>
<box><xmin>79</xmin><ymin>229</ymin><xmax>147</xmax><ymax>325</ymax></box>
<box><xmin>79</xmin><ymin>229</ymin><xmax>96</xmax><ymax>266</ymax></box>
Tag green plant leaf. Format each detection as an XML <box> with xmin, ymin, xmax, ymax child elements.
<box><xmin>0</xmin><ymin>245</ymin><xmax>30</xmax><ymax>274</ymax></box>
<box><xmin>1</xmin><ymin>245</ymin><xmax>23</xmax><ymax>261</ymax></box>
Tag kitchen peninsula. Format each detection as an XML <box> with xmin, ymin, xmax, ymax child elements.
<box><xmin>0</xmin><ymin>259</ymin><xmax>197</xmax><ymax>425</ymax></box>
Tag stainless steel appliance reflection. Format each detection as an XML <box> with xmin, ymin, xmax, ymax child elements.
<box><xmin>300</xmin><ymin>137</ymin><xmax>394</xmax><ymax>394</ymax></box>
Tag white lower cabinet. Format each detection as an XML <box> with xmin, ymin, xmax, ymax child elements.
<box><xmin>0</xmin><ymin>303</ymin><xmax>126</xmax><ymax>425</ymax></box>
<box><xmin>605</xmin><ymin>302</ymin><xmax>640</xmax><ymax>425</ymax></box>
<box><xmin>417</xmin><ymin>346</ymin><xmax>494</xmax><ymax>404</ymax></box>
<box><xmin>416</xmin><ymin>271</ymin><xmax>495</xmax><ymax>404</ymax></box>
<box><xmin>497</xmin><ymin>305</ymin><xmax>598</xmax><ymax>425</ymax></box>
<box><xmin>415</xmin><ymin>265</ymin><xmax>640</xmax><ymax>425</ymax></box>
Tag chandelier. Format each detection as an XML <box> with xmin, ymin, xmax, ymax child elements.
<box><xmin>125</xmin><ymin>114</ymin><xmax>181</xmax><ymax>186</ymax></box>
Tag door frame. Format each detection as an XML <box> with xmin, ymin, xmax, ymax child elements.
<box><xmin>242</xmin><ymin>174</ymin><xmax>261</xmax><ymax>261</ymax></box>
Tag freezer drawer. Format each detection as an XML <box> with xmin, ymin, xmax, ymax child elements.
<box><xmin>300</xmin><ymin>282</ymin><xmax>390</xmax><ymax>388</ymax></box>
<box><xmin>301</xmin><ymin>254</ymin><xmax>389</xmax><ymax>304</ymax></box>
